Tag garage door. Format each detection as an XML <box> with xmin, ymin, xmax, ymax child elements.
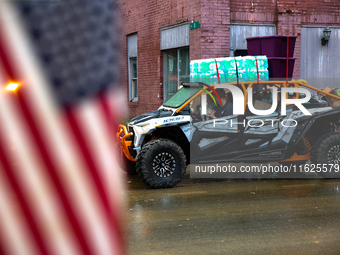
<box><xmin>230</xmin><ymin>24</ymin><xmax>276</xmax><ymax>57</ymax></box>
<box><xmin>300</xmin><ymin>26</ymin><xmax>340</xmax><ymax>89</ymax></box>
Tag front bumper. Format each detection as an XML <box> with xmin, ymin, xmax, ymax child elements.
<box><xmin>116</xmin><ymin>124</ymin><xmax>136</xmax><ymax>162</ymax></box>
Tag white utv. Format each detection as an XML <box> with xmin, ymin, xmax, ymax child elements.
<box><xmin>117</xmin><ymin>81</ymin><xmax>340</xmax><ymax>188</ymax></box>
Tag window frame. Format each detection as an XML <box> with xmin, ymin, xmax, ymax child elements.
<box><xmin>163</xmin><ymin>46</ymin><xmax>189</xmax><ymax>102</ymax></box>
<box><xmin>129</xmin><ymin>57</ymin><xmax>138</xmax><ymax>101</ymax></box>
<box><xmin>127</xmin><ymin>33</ymin><xmax>138</xmax><ymax>102</ymax></box>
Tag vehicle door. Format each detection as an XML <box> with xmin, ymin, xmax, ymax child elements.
<box><xmin>237</xmin><ymin>84</ymin><xmax>286</xmax><ymax>161</ymax></box>
<box><xmin>190</xmin><ymin>92</ymin><xmax>243</xmax><ymax>163</ymax></box>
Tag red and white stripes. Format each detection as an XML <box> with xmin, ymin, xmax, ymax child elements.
<box><xmin>0</xmin><ymin>1</ymin><xmax>126</xmax><ymax>254</ymax></box>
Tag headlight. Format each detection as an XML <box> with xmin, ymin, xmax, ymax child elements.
<box><xmin>134</xmin><ymin>121</ymin><xmax>160</xmax><ymax>136</ymax></box>
<box><xmin>139</xmin><ymin>123</ymin><xmax>152</xmax><ymax>134</ymax></box>
<box><xmin>134</xmin><ymin>122</ymin><xmax>155</xmax><ymax>135</ymax></box>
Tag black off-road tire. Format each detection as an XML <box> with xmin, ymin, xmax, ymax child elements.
<box><xmin>311</xmin><ymin>132</ymin><xmax>340</xmax><ymax>178</ymax></box>
<box><xmin>136</xmin><ymin>138</ymin><xmax>187</xmax><ymax>188</ymax></box>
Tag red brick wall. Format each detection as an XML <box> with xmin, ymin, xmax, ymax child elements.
<box><xmin>276</xmin><ymin>10</ymin><xmax>302</xmax><ymax>78</ymax></box>
<box><xmin>120</xmin><ymin>0</ymin><xmax>340</xmax><ymax>118</ymax></box>
<box><xmin>200</xmin><ymin>0</ymin><xmax>230</xmax><ymax>59</ymax></box>
<box><xmin>276</xmin><ymin>0</ymin><xmax>340</xmax><ymax>78</ymax></box>
<box><xmin>231</xmin><ymin>1</ymin><xmax>340</xmax><ymax>28</ymax></box>
<box><xmin>189</xmin><ymin>0</ymin><xmax>202</xmax><ymax>60</ymax></box>
<box><xmin>231</xmin><ymin>0</ymin><xmax>340</xmax><ymax>78</ymax></box>
<box><xmin>119</xmin><ymin>0</ymin><xmax>198</xmax><ymax>118</ymax></box>
<box><xmin>230</xmin><ymin>0</ymin><xmax>277</xmax><ymax>24</ymax></box>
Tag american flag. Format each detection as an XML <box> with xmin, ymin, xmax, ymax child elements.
<box><xmin>0</xmin><ymin>1</ymin><xmax>126</xmax><ymax>254</ymax></box>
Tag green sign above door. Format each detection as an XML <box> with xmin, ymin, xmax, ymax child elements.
<box><xmin>190</xmin><ymin>21</ymin><xmax>200</xmax><ymax>30</ymax></box>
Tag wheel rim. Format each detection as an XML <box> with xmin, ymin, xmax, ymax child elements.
<box><xmin>153</xmin><ymin>152</ymin><xmax>176</xmax><ymax>178</ymax></box>
<box><xmin>327</xmin><ymin>145</ymin><xmax>340</xmax><ymax>164</ymax></box>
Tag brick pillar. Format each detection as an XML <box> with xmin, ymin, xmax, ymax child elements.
<box><xmin>200</xmin><ymin>0</ymin><xmax>231</xmax><ymax>59</ymax></box>
<box><xmin>189</xmin><ymin>0</ymin><xmax>202</xmax><ymax>60</ymax></box>
<box><xmin>277</xmin><ymin>4</ymin><xmax>302</xmax><ymax>79</ymax></box>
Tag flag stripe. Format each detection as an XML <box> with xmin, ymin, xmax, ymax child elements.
<box><xmin>0</xmin><ymin>131</ymin><xmax>48</xmax><ymax>255</ymax></box>
<box><xmin>99</xmin><ymin>91</ymin><xmax>114</xmax><ymax>131</ymax></box>
<box><xmin>68</xmin><ymin>101</ymin><xmax>126</xmax><ymax>254</ymax></box>
<box><xmin>0</xmin><ymin>236</ymin><xmax>6</xmax><ymax>255</ymax></box>
<box><xmin>0</xmin><ymin>1</ymin><xmax>125</xmax><ymax>254</ymax></box>
<box><xmin>0</xmin><ymin>64</ymin><xmax>86</xmax><ymax>255</ymax></box>
<box><xmin>0</xmin><ymin>38</ymin><xmax>15</xmax><ymax>81</ymax></box>
<box><xmin>0</xmin><ymin>9</ymin><xmax>92</xmax><ymax>255</ymax></box>
<box><xmin>0</xmin><ymin>164</ymin><xmax>42</xmax><ymax>255</ymax></box>
<box><xmin>65</xmin><ymin>108</ymin><xmax>111</xmax><ymax>213</ymax></box>
<box><xmin>68</xmin><ymin>98</ymin><xmax>126</xmax><ymax>254</ymax></box>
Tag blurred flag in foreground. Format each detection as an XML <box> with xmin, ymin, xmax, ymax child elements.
<box><xmin>0</xmin><ymin>0</ymin><xmax>126</xmax><ymax>254</ymax></box>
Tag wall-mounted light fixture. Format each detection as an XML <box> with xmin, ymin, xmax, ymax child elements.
<box><xmin>321</xmin><ymin>25</ymin><xmax>331</xmax><ymax>46</ymax></box>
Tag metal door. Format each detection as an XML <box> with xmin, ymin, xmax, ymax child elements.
<box><xmin>301</xmin><ymin>26</ymin><xmax>340</xmax><ymax>89</ymax></box>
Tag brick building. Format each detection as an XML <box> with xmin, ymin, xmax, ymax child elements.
<box><xmin>119</xmin><ymin>0</ymin><xmax>340</xmax><ymax>118</ymax></box>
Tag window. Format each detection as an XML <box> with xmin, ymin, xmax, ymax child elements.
<box><xmin>130</xmin><ymin>58</ymin><xmax>138</xmax><ymax>99</ymax></box>
<box><xmin>127</xmin><ymin>34</ymin><xmax>138</xmax><ymax>101</ymax></box>
<box><xmin>160</xmin><ymin>23</ymin><xmax>189</xmax><ymax>102</ymax></box>
<box><xmin>163</xmin><ymin>47</ymin><xmax>189</xmax><ymax>102</ymax></box>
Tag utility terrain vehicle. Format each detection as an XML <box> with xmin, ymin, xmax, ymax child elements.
<box><xmin>117</xmin><ymin>80</ymin><xmax>340</xmax><ymax>188</ymax></box>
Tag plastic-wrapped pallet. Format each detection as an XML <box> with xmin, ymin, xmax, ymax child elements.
<box><xmin>190</xmin><ymin>56</ymin><xmax>269</xmax><ymax>84</ymax></box>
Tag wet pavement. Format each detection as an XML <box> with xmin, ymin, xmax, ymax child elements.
<box><xmin>124</xmin><ymin>170</ymin><xmax>340</xmax><ymax>255</ymax></box>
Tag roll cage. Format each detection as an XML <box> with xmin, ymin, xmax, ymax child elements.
<box><xmin>176</xmin><ymin>80</ymin><xmax>340</xmax><ymax>114</ymax></box>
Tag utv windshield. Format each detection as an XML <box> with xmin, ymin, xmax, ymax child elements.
<box><xmin>163</xmin><ymin>86</ymin><xmax>202</xmax><ymax>108</ymax></box>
